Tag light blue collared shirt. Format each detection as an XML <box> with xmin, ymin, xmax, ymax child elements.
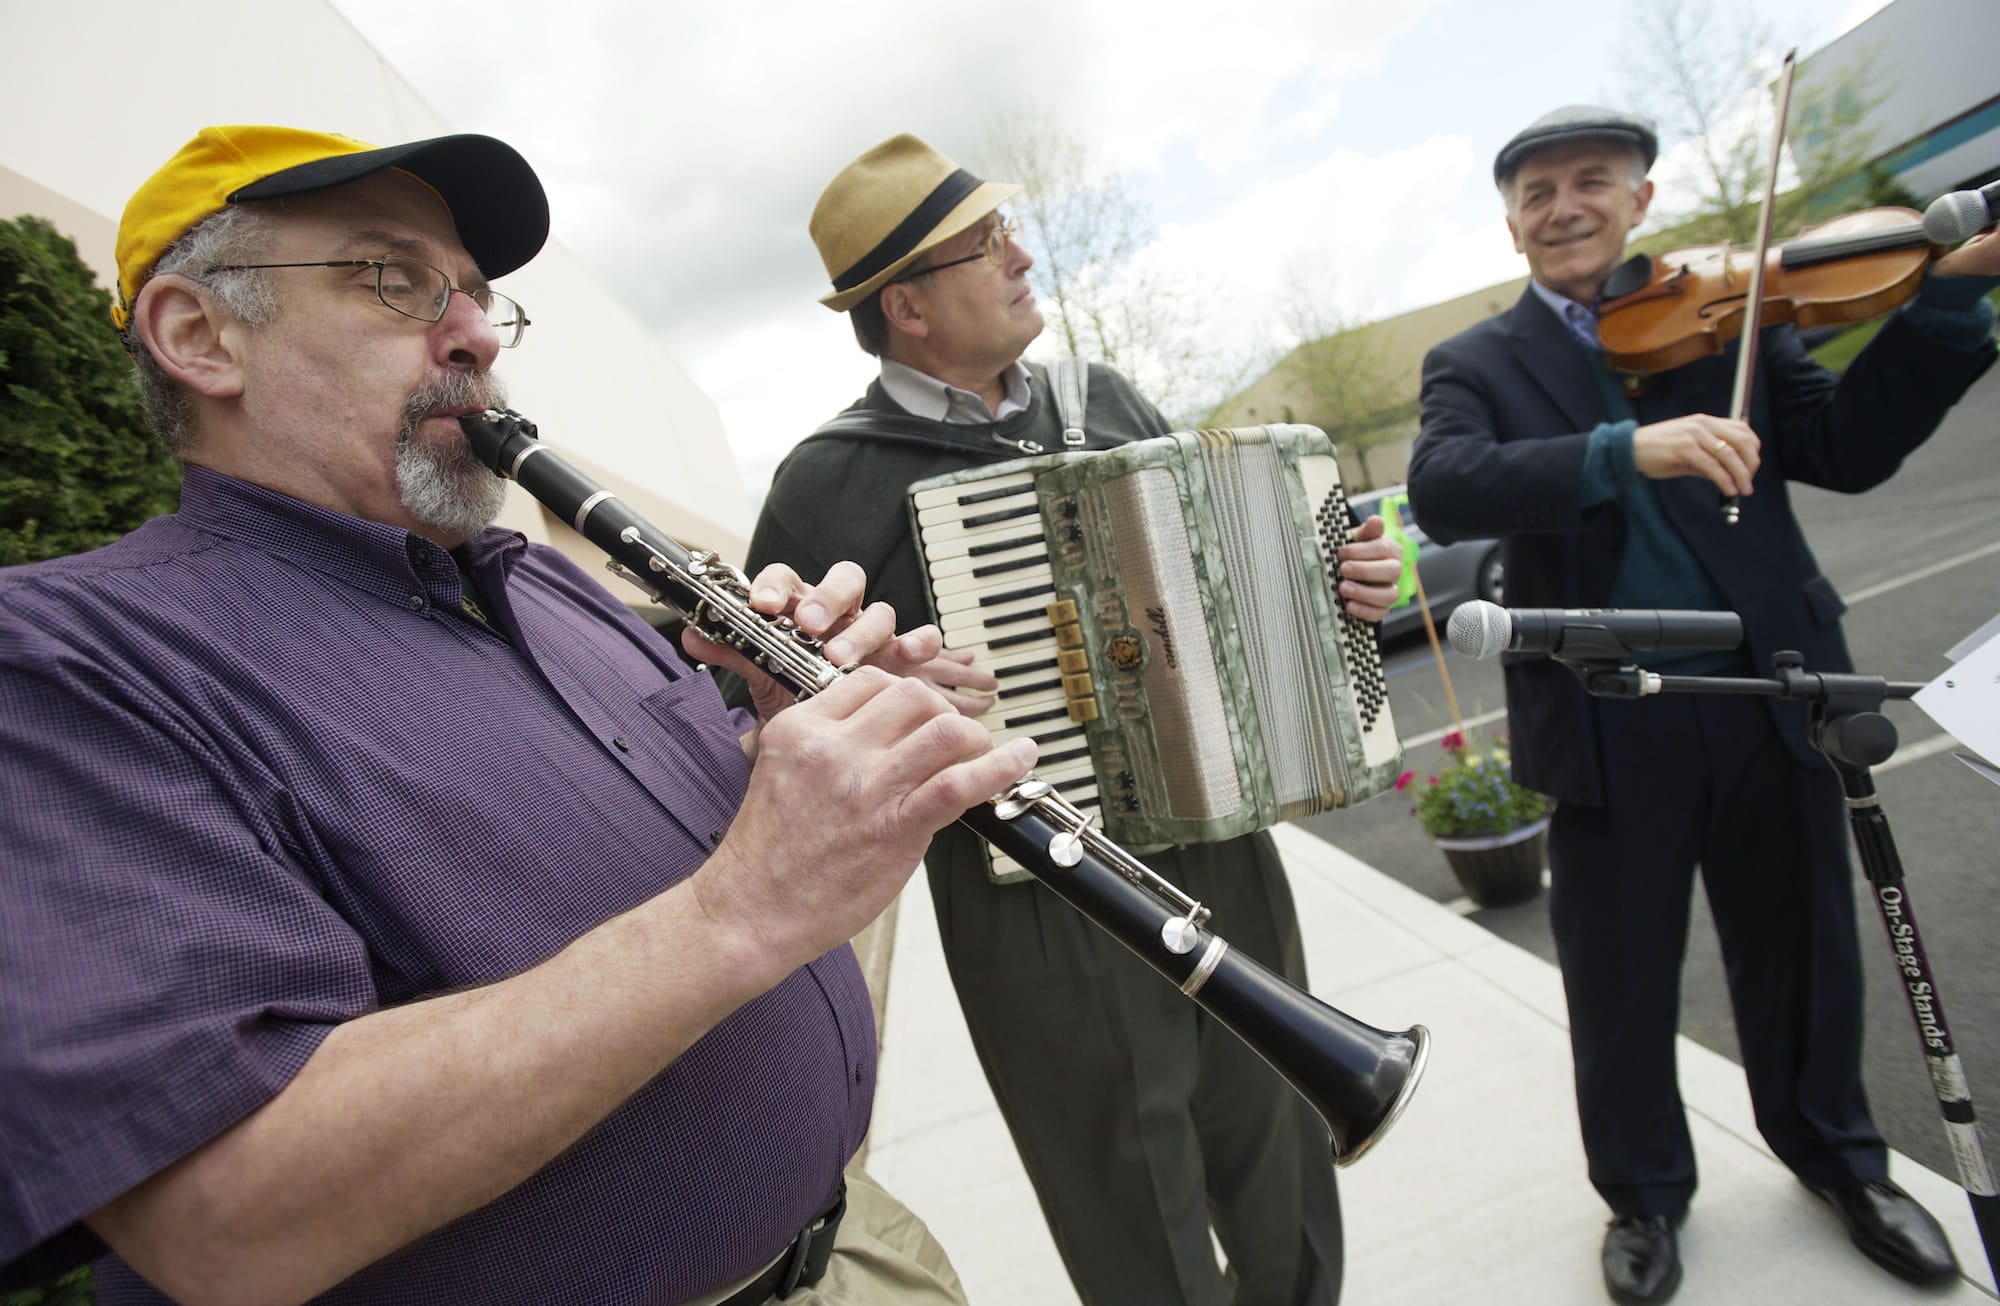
<box><xmin>879</xmin><ymin>357</ymin><xmax>1032</xmax><ymax>424</ymax></box>
<box><xmin>1530</xmin><ymin>280</ymin><xmax>1601</xmax><ymax>351</ymax></box>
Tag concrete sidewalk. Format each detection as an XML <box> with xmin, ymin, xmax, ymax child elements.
<box><xmin>864</xmin><ymin>824</ymin><xmax>1998</xmax><ymax>1305</ymax></box>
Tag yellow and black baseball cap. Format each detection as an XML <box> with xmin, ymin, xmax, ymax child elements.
<box><xmin>112</xmin><ymin>125</ymin><xmax>549</xmax><ymax>329</ymax></box>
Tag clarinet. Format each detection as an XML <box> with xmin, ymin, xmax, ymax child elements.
<box><xmin>459</xmin><ymin>409</ymin><xmax>1429</xmax><ymax>1166</ymax></box>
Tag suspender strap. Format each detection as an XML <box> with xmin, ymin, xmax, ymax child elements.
<box><xmin>1051</xmin><ymin>355</ymin><xmax>1089</xmax><ymax>447</ymax></box>
<box><xmin>804</xmin><ymin>411</ymin><xmax>1037</xmax><ymax>458</ymax></box>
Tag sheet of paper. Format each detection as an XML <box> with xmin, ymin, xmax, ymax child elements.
<box><xmin>1914</xmin><ymin>625</ymin><xmax>2000</xmax><ymax>768</ymax></box>
<box><xmin>1944</xmin><ymin>612</ymin><xmax>2000</xmax><ymax>664</ymax></box>
<box><xmin>1954</xmin><ymin>752</ymin><xmax>2000</xmax><ymax>787</ymax></box>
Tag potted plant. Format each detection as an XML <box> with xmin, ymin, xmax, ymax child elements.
<box><xmin>1401</xmin><ymin>731</ymin><xmax>1553</xmax><ymax>907</ymax></box>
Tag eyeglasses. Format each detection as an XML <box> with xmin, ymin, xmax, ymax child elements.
<box><xmin>204</xmin><ymin>257</ymin><xmax>532</xmax><ymax>348</ymax></box>
<box><xmin>890</xmin><ymin>216</ymin><xmax>1020</xmax><ymax>284</ymax></box>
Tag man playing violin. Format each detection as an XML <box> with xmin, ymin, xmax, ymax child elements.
<box><xmin>0</xmin><ymin>125</ymin><xmax>1030</xmax><ymax>1305</ymax></box>
<box><xmin>1409</xmin><ymin>105</ymin><xmax>1998</xmax><ymax>1304</ymax></box>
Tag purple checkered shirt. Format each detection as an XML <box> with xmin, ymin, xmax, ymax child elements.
<box><xmin>0</xmin><ymin>465</ymin><xmax>875</xmax><ymax>1304</ymax></box>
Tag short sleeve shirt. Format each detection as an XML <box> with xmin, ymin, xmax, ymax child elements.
<box><xmin>0</xmin><ymin>466</ymin><xmax>876</xmax><ymax>1303</ymax></box>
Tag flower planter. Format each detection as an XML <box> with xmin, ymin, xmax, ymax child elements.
<box><xmin>1433</xmin><ymin>815</ymin><xmax>1551</xmax><ymax>908</ymax></box>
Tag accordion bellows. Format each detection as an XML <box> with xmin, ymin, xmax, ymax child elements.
<box><xmin>911</xmin><ymin>424</ymin><xmax>1403</xmax><ymax>878</ymax></box>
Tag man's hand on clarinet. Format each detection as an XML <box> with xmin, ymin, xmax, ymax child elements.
<box><xmin>695</xmin><ymin>659</ymin><xmax>1037</xmax><ymax>967</ymax></box>
<box><xmin>684</xmin><ymin>560</ymin><xmax>943</xmax><ymax>721</ymax></box>
<box><xmin>904</xmin><ymin>647</ymin><xmax>999</xmax><ymax>718</ymax></box>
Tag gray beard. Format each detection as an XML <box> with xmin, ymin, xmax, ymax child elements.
<box><xmin>394</xmin><ymin>372</ymin><xmax>510</xmax><ymax>537</ymax></box>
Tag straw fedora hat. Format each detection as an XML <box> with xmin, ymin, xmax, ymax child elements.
<box><xmin>811</xmin><ymin>134</ymin><xmax>1021</xmax><ymax>312</ymax></box>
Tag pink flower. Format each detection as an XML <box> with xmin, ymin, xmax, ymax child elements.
<box><xmin>1427</xmin><ymin>775</ymin><xmax>1439</xmax><ymax>785</ymax></box>
<box><xmin>1440</xmin><ymin>730</ymin><xmax>1465</xmax><ymax>753</ymax></box>
<box><xmin>1394</xmin><ymin>769</ymin><xmax>1415</xmax><ymax>791</ymax></box>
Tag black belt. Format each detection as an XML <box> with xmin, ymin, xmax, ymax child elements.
<box><xmin>716</xmin><ymin>1179</ymin><xmax>847</xmax><ymax>1305</ymax></box>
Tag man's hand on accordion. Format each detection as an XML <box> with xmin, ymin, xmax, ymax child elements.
<box><xmin>1335</xmin><ymin>516</ymin><xmax>1408</xmax><ymax>624</ymax></box>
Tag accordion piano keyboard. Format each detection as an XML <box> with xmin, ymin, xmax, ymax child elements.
<box><xmin>914</xmin><ymin>471</ymin><xmax>1103</xmax><ymax>880</ymax></box>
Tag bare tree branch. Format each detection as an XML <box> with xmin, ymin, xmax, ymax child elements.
<box><xmin>1265</xmin><ymin>252</ymin><xmax>1405</xmax><ymax>486</ymax></box>
<box><xmin>973</xmin><ymin>112</ymin><xmax>1258</xmax><ymax>425</ymax></box>
<box><xmin>1625</xmin><ymin>0</ymin><xmax>1895</xmax><ymax>245</ymax></box>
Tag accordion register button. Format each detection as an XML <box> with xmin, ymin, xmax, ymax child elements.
<box><xmin>1054</xmin><ymin>625</ymin><xmax>1084</xmax><ymax>649</ymax></box>
<box><xmin>1066</xmin><ymin>698</ymin><xmax>1101</xmax><ymax>723</ymax></box>
<box><xmin>1058</xmin><ymin>649</ymin><xmax>1090</xmax><ymax>674</ymax></box>
<box><xmin>1062</xmin><ymin>673</ymin><xmax>1094</xmax><ymax>698</ymax></box>
<box><xmin>1046</xmin><ymin>599</ymin><xmax>1079</xmax><ymax>624</ymax></box>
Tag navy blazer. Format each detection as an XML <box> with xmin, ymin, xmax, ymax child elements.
<box><xmin>1409</xmin><ymin>288</ymin><xmax>1992</xmax><ymax>805</ymax></box>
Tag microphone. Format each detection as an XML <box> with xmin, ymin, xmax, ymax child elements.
<box><xmin>1448</xmin><ymin>600</ymin><xmax>1742</xmax><ymax>662</ymax></box>
<box><xmin>1921</xmin><ymin>180</ymin><xmax>2000</xmax><ymax>244</ymax></box>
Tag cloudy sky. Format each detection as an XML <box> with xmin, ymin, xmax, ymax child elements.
<box><xmin>330</xmin><ymin>0</ymin><xmax>1889</xmax><ymax>494</ymax></box>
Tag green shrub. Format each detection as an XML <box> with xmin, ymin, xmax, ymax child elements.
<box><xmin>0</xmin><ymin>213</ymin><xmax>161</xmax><ymax>1303</ymax></box>
<box><xmin>1</xmin><ymin>215</ymin><xmax>179</xmax><ymax>567</ymax></box>
<box><xmin>3</xmin><ymin>1264</ymin><xmax>92</xmax><ymax>1306</ymax></box>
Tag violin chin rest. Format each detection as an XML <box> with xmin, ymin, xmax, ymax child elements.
<box><xmin>1601</xmin><ymin>253</ymin><xmax>1655</xmax><ymax>303</ymax></box>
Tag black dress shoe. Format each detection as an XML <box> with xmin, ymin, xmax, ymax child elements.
<box><xmin>1806</xmin><ymin>1179</ymin><xmax>1959</xmax><ymax>1282</ymax></box>
<box><xmin>1602</xmin><ymin>1214</ymin><xmax>1681</xmax><ymax>1304</ymax></box>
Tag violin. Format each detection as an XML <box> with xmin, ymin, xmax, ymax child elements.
<box><xmin>1596</xmin><ymin>206</ymin><xmax>1943</xmax><ymax>375</ymax></box>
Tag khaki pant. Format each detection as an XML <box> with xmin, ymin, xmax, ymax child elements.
<box><xmin>686</xmin><ymin>1168</ymin><xmax>966</xmax><ymax>1306</ymax></box>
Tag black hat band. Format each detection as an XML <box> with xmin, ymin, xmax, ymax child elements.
<box><xmin>833</xmin><ymin>168</ymin><xmax>983</xmax><ymax>293</ymax></box>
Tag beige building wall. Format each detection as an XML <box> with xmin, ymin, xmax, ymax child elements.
<box><xmin>1213</xmin><ymin>274</ymin><xmax>1530</xmax><ymax>491</ymax></box>
<box><xmin>2</xmin><ymin>1</ymin><xmax>751</xmax><ymax>570</ymax></box>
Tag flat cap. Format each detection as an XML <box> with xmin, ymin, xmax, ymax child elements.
<box><xmin>1493</xmin><ymin>105</ymin><xmax>1658</xmax><ymax>185</ymax></box>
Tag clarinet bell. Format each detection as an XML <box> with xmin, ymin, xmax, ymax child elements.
<box><xmin>1324</xmin><ymin>1022</ymin><xmax>1430</xmax><ymax>1167</ymax></box>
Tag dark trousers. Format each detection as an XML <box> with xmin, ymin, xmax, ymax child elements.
<box><xmin>1547</xmin><ymin>690</ymin><xmax>1888</xmax><ymax>1218</ymax></box>
<box><xmin>928</xmin><ymin>829</ymin><xmax>1342</xmax><ymax>1306</ymax></box>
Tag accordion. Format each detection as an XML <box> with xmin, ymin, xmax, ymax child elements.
<box><xmin>909</xmin><ymin>424</ymin><xmax>1402</xmax><ymax>882</ymax></box>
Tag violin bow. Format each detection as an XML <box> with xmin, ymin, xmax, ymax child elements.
<box><xmin>1723</xmin><ymin>46</ymin><xmax>1798</xmax><ymax>525</ymax></box>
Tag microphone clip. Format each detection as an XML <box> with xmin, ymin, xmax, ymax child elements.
<box><xmin>1559</xmin><ymin>661</ymin><xmax>1663</xmax><ymax>698</ymax></box>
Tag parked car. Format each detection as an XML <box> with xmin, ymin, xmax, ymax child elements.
<box><xmin>1347</xmin><ymin>485</ymin><xmax>1503</xmax><ymax>643</ymax></box>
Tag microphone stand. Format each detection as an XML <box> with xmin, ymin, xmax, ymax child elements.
<box><xmin>1563</xmin><ymin>649</ymin><xmax>1998</xmax><ymax>1282</ymax></box>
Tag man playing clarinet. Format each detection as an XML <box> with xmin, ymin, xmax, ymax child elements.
<box><xmin>0</xmin><ymin>124</ymin><xmax>1027</xmax><ymax>1305</ymax></box>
